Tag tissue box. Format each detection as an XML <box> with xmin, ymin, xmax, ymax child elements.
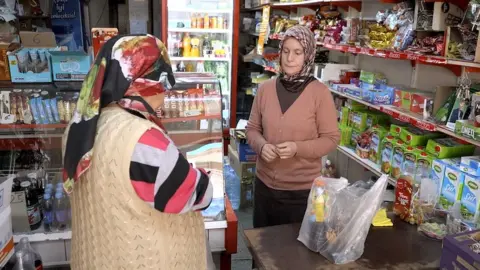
<box><xmin>50</xmin><ymin>51</ymin><xmax>91</xmax><ymax>81</ymax></box>
<box><xmin>441</xmin><ymin>230</ymin><xmax>480</xmax><ymax>270</ymax></box>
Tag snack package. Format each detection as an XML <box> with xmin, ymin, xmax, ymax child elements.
<box><xmin>369</xmin><ymin>125</ymin><xmax>389</xmax><ymax>165</ymax></box>
<box><xmin>391</xmin><ymin>139</ymin><xmax>406</xmax><ymax>179</ymax></box>
<box><xmin>298</xmin><ymin>175</ymin><xmax>389</xmax><ymax>264</ymax></box>
<box><xmin>380</xmin><ymin>135</ymin><xmax>395</xmax><ymax>174</ymax></box>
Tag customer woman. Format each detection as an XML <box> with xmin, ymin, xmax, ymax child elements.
<box><xmin>247</xmin><ymin>26</ymin><xmax>340</xmax><ymax>228</ymax></box>
<box><xmin>62</xmin><ymin>35</ymin><xmax>214</xmax><ymax>269</ymax></box>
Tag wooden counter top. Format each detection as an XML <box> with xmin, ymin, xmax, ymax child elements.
<box><xmin>243</xmin><ymin>217</ymin><xmax>441</xmax><ymax>270</ymax></box>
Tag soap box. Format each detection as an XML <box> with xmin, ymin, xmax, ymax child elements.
<box><xmin>50</xmin><ymin>51</ymin><xmax>91</xmax><ymax>81</ymax></box>
<box><xmin>441</xmin><ymin>230</ymin><xmax>480</xmax><ymax>270</ymax></box>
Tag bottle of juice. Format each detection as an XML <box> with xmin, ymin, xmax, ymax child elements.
<box><xmin>217</xmin><ymin>16</ymin><xmax>224</xmax><ymax>29</ymax></box>
<box><xmin>211</xmin><ymin>16</ymin><xmax>217</xmax><ymax>29</ymax></box>
<box><xmin>183</xmin><ymin>33</ymin><xmax>191</xmax><ymax>57</ymax></box>
<box><xmin>198</xmin><ymin>14</ymin><xmax>204</xmax><ymax>29</ymax></box>
<box><xmin>191</xmin><ymin>37</ymin><xmax>200</xmax><ymax>57</ymax></box>
<box><xmin>191</xmin><ymin>13</ymin><xmax>197</xmax><ymax>28</ymax></box>
<box><xmin>204</xmin><ymin>14</ymin><xmax>210</xmax><ymax>29</ymax></box>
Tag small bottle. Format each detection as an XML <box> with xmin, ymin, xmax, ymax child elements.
<box><xmin>204</xmin><ymin>14</ymin><xmax>210</xmax><ymax>29</ymax></box>
<box><xmin>20</xmin><ymin>181</ymin><xmax>42</xmax><ymax>231</ymax></box>
<box><xmin>223</xmin><ymin>17</ymin><xmax>228</xmax><ymax>29</ymax></box>
<box><xmin>197</xmin><ymin>14</ymin><xmax>204</xmax><ymax>29</ymax></box>
<box><xmin>217</xmin><ymin>16</ymin><xmax>224</xmax><ymax>29</ymax></box>
<box><xmin>43</xmin><ymin>193</ymin><xmax>53</xmax><ymax>232</ymax></box>
<box><xmin>178</xmin><ymin>61</ymin><xmax>186</xmax><ymax>72</ymax></box>
<box><xmin>211</xmin><ymin>16</ymin><xmax>217</xmax><ymax>29</ymax></box>
<box><xmin>191</xmin><ymin>13</ymin><xmax>197</xmax><ymax>28</ymax></box>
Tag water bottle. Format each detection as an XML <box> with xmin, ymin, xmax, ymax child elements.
<box><xmin>43</xmin><ymin>193</ymin><xmax>54</xmax><ymax>232</ymax></box>
<box><xmin>53</xmin><ymin>192</ymin><xmax>67</xmax><ymax>231</ymax></box>
<box><xmin>224</xmin><ymin>164</ymin><xmax>240</xmax><ymax>210</ymax></box>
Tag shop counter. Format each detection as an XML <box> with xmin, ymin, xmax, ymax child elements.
<box><xmin>244</xmin><ymin>217</ymin><xmax>441</xmax><ymax>270</ymax></box>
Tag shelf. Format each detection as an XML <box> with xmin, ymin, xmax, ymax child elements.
<box><xmin>14</xmin><ymin>219</ymin><xmax>228</xmax><ymax>243</ymax></box>
<box><xmin>169</xmin><ymin>28</ymin><xmax>229</xmax><ymax>33</ymax></box>
<box><xmin>168</xmin><ymin>8</ymin><xmax>233</xmax><ymax>14</ymax></box>
<box><xmin>337</xmin><ymin>145</ymin><xmax>396</xmax><ymax>186</ymax></box>
<box><xmin>0</xmin><ymin>124</ymin><xmax>67</xmax><ymax>130</ymax></box>
<box><xmin>319</xmin><ymin>42</ymin><xmax>480</xmax><ymax>72</ymax></box>
<box><xmin>162</xmin><ymin>114</ymin><xmax>221</xmax><ymax>123</ymax></box>
<box><xmin>170</xmin><ymin>57</ymin><xmax>230</xmax><ymax>62</ymax></box>
<box><xmin>244</xmin><ymin>0</ymin><xmax>361</xmax><ymax>10</ymax></box>
<box><xmin>329</xmin><ymin>87</ymin><xmax>480</xmax><ymax>148</ymax></box>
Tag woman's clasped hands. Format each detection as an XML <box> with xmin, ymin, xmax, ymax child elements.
<box><xmin>261</xmin><ymin>142</ymin><xmax>297</xmax><ymax>162</ymax></box>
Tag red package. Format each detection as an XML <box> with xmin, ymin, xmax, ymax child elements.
<box><xmin>410</xmin><ymin>93</ymin><xmax>434</xmax><ymax>113</ymax></box>
<box><xmin>92</xmin><ymin>28</ymin><xmax>119</xmax><ymax>58</ymax></box>
<box><xmin>393</xmin><ymin>177</ymin><xmax>413</xmax><ymax>221</ymax></box>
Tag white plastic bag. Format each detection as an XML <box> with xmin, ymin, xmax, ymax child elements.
<box><xmin>297</xmin><ymin>175</ymin><xmax>389</xmax><ymax>264</ymax></box>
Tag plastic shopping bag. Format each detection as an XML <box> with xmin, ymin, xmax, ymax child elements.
<box><xmin>297</xmin><ymin>175</ymin><xmax>389</xmax><ymax>264</ymax></box>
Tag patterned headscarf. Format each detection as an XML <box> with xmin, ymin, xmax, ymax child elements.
<box><xmin>279</xmin><ymin>25</ymin><xmax>317</xmax><ymax>93</ymax></box>
<box><xmin>63</xmin><ymin>34</ymin><xmax>174</xmax><ymax>193</ymax></box>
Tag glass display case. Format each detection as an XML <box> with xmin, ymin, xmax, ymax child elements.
<box><xmin>164</xmin><ymin>0</ymin><xmax>234</xmax><ymax>129</ymax></box>
<box><xmin>166</xmin><ymin>73</ymin><xmax>225</xmax><ymax>222</ymax></box>
<box><xmin>1</xmin><ymin>74</ymin><xmax>227</xmax><ymax>267</ymax></box>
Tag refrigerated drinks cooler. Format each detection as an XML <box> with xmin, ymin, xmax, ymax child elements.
<box><xmin>162</xmin><ymin>0</ymin><xmax>235</xmax><ymax>129</ymax></box>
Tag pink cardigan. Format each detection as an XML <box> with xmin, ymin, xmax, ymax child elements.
<box><xmin>246</xmin><ymin>79</ymin><xmax>340</xmax><ymax>191</ymax></box>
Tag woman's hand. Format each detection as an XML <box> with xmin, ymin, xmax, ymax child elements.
<box><xmin>261</xmin><ymin>144</ymin><xmax>278</xmax><ymax>163</ymax></box>
<box><xmin>276</xmin><ymin>142</ymin><xmax>297</xmax><ymax>159</ymax></box>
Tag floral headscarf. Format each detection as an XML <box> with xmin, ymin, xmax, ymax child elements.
<box><xmin>63</xmin><ymin>34</ymin><xmax>174</xmax><ymax>193</ymax></box>
<box><xmin>279</xmin><ymin>25</ymin><xmax>317</xmax><ymax>93</ymax></box>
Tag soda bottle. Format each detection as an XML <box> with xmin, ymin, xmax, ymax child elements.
<box><xmin>12</xmin><ymin>250</ymin><xmax>35</xmax><ymax>270</ymax></box>
<box><xmin>14</xmin><ymin>238</ymin><xmax>42</xmax><ymax>270</ymax></box>
<box><xmin>20</xmin><ymin>181</ymin><xmax>41</xmax><ymax>231</ymax></box>
<box><xmin>42</xmin><ymin>193</ymin><xmax>53</xmax><ymax>232</ymax></box>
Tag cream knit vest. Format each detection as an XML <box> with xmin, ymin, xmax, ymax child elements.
<box><xmin>64</xmin><ymin>106</ymin><xmax>207</xmax><ymax>270</ymax></box>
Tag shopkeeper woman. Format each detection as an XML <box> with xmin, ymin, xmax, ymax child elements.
<box><xmin>247</xmin><ymin>26</ymin><xmax>340</xmax><ymax>228</ymax></box>
<box><xmin>62</xmin><ymin>35</ymin><xmax>215</xmax><ymax>269</ymax></box>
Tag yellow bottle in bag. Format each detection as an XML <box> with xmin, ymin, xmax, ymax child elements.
<box><xmin>314</xmin><ymin>183</ymin><xmax>326</xmax><ymax>222</ymax></box>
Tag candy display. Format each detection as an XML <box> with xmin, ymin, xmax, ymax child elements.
<box><xmin>2</xmin><ymin>90</ymin><xmax>78</xmax><ymax>125</ymax></box>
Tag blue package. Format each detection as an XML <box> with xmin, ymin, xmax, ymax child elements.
<box><xmin>344</xmin><ymin>86</ymin><xmax>363</xmax><ymax>98</ymax></box>
<box><xmin>29</xmin><ymin>97</ymin><xmax>41</xmax><ymax>124</ymax></box>
<box><xmin>35</xmin><ymin>98</ymin><xmax>49</xmax><ymax>124</ymax></box>
<box><xmin>42</xmin><ymin>98</ymin><xmax>55</xmax><ymax>124</ymax></box>
<box><xmin>49</xmin><ymin>98</ymin><xmax>60</xmax><ymax>123</ymax></box>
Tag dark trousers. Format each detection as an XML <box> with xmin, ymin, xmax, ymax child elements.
<box><xmin>253</xmin><ymin>177</ymin><xmax>310</xmax><ymax>228</ymax></box>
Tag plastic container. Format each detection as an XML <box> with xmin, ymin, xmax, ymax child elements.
<box><xmin>14</xmin><ymin>238</ymin><xmax>43</xmax><ymax>270</ymax></box>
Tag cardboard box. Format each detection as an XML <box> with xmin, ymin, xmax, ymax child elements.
<box><xmin>8</xmin><ymin>32</ymin><xmax>58</xmax><ymax>83</ymax></box>
<box><xmin>50</xmin><ymin>51</ymin><xmax>91</xmax><ymax>81</ymax></box>
<box><xmin>426</xmin><ymin>137</ymin><xmax>476</xmax><ymax>159</ymax></box>
<box><xmin>441</xmin><ymin>230</ymin><xmax>480</xmax><ymax>270</ymax></box>
<box><xmin>230</xmin><ymin>129</ymin><xmax>257</xmax><ymax>162</ymax></box>
<box><xmin>0</xmin><ymin>35</ymin><xmax>20</xmax><ymax>81</ymax></box>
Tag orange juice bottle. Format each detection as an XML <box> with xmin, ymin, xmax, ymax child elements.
<box><xmin>183</xmin><ymin>33</ymin><xmax>191</xmax><ymax>57</ymax></box>
<box><xmin>191</xmin><ymin>37</ymin><xmax>200</xmax><ymax>57</ymax></box>
<box><xmin>191</xmin><ymin>13</ymin><xmax>197</xmax><ymax>28</ymax></box>
<box><xmin>204</xmin><ymin>14</ymin><xmax>210</xmax><ymax>29</ymax></box>
<box><xmin>197</xmin><ymin>14</ymin><xmax>204</xmax><ymax>29</ymax></box>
